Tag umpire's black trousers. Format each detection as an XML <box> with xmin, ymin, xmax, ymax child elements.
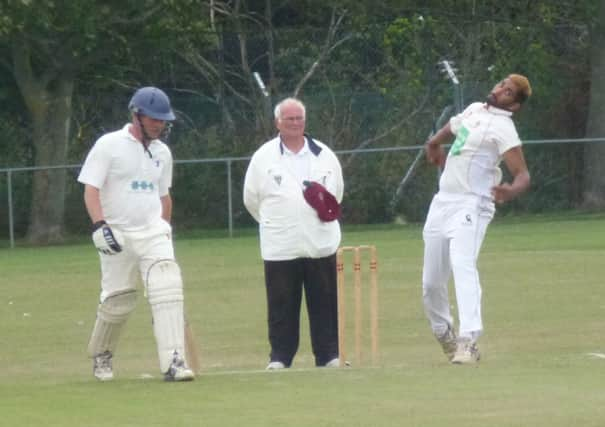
<box><xmin>263</xmin><ymin>254</ymin><xmax>339</xmax><ymax>367</ymax></box>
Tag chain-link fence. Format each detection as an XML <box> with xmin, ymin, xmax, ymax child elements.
<box><xmin>1</xmin><ymin>138</ymin><xmax>602</xmax><ymax>248</ymax></box>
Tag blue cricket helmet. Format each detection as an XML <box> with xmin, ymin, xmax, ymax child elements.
<box><xmin>128</xmin><ymin>87</ymin><xmax>176</xmax><ymax>121</ymax></box>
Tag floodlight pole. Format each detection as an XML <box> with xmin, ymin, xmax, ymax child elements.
<box><xmin>253</xmin><ymin>71</ymin><xmax>273</xmax><ymax>136</ymax></box>
<box><xmin>387</xmin><ymin>60</ymin><xmax>465</xmax><ymax>214</ymax></box>
<box><xmin>435</xmin><ymin>60</ymin><xmax>464</xmax><ymax>181</ymax></box>
<box><xmin>438</xmin><ymin>60</ymin><xmax>463</xmax><ymax>113</ymax></box>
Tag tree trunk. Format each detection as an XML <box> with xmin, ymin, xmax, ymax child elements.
<box><xmin>583</xmin><ymin>0</ymin><xmax>605</xmax><ymax>208</ymax></box>
<box><xmin>11</xmin><ymin>40</ymin><xmax>73</xmax><ymax>244</ymax></box>
<box><xmin>26</xmin><ymin>79</ymin><xmax>73</xmax><ymax>244</ymax></box>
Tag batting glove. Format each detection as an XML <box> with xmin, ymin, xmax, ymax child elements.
<box><xmin>92</xmin><ymin>220</ymin><xmax>124</xmax><ymax>255</ymax></box>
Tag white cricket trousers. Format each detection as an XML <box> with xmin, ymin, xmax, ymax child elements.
<box><xmin>422</xmin><ymin>192</ymin><xmax>495</xmax><ymax>340</ymax></box>
<box><xmin>98</xmin><ymin>219</ymin><xmax>175</xmax><ymax>302</ymax></box>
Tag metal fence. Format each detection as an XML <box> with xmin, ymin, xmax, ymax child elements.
<box><xmin>2</xmin><ymin>138</ymin><xmax>604</xmax><ymax>248</ymax></box>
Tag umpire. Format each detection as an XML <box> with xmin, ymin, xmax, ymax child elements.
<box><xmin>243</xmin><ymin>97</ymin><xmax>344</xmax><ymax>369</ymax></box>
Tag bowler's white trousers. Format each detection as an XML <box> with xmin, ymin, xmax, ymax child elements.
<box><xmin>422</xmin><ymin>192</ymin><xmax>495</xmax><ymax>339</ymax></box>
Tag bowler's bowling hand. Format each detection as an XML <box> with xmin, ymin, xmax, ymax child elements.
<box><xmin>425</xmin><ymin>142</ymin><xmax>446</xmax><ymax>168</ymax></box>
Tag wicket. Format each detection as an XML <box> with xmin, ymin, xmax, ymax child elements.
<box><xmin>336</xmin><ymin>245</ymin><xmax>379</xmax><ymax>366</ymax></box>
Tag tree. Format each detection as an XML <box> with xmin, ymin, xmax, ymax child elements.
<box><xmin>584</xmin><ymin>0</ymin><xmax>605</xmax><ymax>208</ymax></box>
<box><xmin>0</xmin><ymin>0</ymin><xmax>600</xmax><ymax>237</ymax></box>
<box><xmin>0</xmin><ymin>0</ymin><xmax>193</xmax><ymax>243</ymax></box>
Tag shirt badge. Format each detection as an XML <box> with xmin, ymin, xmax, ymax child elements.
<box><xmin>463</xmin><ymin>214</ymin><xmax>473</xmax><ymax>226</ymax></box>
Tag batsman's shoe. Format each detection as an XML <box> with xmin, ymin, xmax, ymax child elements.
<box><xmin>164</xmin><ymin>351</ymin><xmax>195</xmax><ymax>382</ymax></box>
<box><xmin>435</xmin><ymin>326</ymin><xmax>457</xmax><ymax>361</ymax></box>
<box><xmin>93</xmin><ymin>350</ymin><xmax>114</xmax><ymax>381</ymax></box>
<box><xmin>324</xmin><ymin>358</ymin><xmax>340</xmax><ymax>368</ymax></box>
<box><xmin>266</xmin><ymin>361</ymin><xmax>286</xmax><ymax>370</ymax></box>
<box><xmin>451</xmin><ymin>338</ymin><xmax>480</xmax><ymax>365</ymax></box>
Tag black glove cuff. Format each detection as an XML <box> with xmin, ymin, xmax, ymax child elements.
<box><xmin>92</xmin><ymin>220</ymin><xmax>107</xmax><ymax>232</ymax></box>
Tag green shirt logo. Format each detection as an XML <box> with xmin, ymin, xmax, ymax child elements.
<box><xmin>450</xmin><ymin>126</ymin><xmax>469</xmax><ymax>156</ymax></box>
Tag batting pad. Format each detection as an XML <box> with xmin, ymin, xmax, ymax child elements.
<box><xmin>146</xmin><ymin>260</ymin><xmax>186</xmax><ymax>372</ymax></box>
<box><xmin>88</xmin><ymin>290</ymin><xmax>137</xmax><ymax>357</ymax></box>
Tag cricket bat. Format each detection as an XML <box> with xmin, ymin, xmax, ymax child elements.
<box><xmin>184</xmin><ymin>318</ymin><xmax>201</xmax><ymax>374</ymax></box>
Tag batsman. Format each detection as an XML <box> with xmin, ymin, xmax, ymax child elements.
<box><xmin>77</xmin><ymin>86</ymin><xmax>194</xmax><ymax>381</ymax></box>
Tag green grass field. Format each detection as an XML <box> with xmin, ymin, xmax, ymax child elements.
<box><xmin>1</xmin><ymin>214</ymin><xmax>604</xmax><ymax>426</ymax></box>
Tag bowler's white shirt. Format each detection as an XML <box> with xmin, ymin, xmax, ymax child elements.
<box><xmin>440</xmin><ymin>102</ymin><xmax>521</xmax><ymax>197</ymax></box>
<box><xmin>78</xmin><ymin>124</ymin><xmax>173</xmax><ymax>231</ymax></box>
<box><xmin>243</xmin><ymin>136</ymin><xmax>344</xmax><ymax>261</ymax></box>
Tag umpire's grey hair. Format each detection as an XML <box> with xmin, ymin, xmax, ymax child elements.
<box><xmin>274</xmin><ymin>97</ymin><xmax>306</xmax><ymax>120</ymax></box>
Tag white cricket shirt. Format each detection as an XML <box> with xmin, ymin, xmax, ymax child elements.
<box><xmin>440</xmin><ymin>102</ymin><xmax>522</xmax><ymax>197</ymax></box>
<box><xmin>78</xmin><ymin>124</ymin><xmax>173</xmax><ymax>231</ymax></box>
<box><xmin>243</xmin><ymin>136</ymin><xmax>344</xmax><ymax>261</ymax></box>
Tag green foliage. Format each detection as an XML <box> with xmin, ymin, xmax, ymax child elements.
<box><xmin>0</xmin><ymin>117</ymin><xmax>30</xmax><ymax>167</ymax></box>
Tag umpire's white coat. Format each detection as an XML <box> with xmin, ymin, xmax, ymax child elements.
<box><xmin>243</xmin><ymin>135</ymin><xmax>344</xmax><ymax>261</ymax></box>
